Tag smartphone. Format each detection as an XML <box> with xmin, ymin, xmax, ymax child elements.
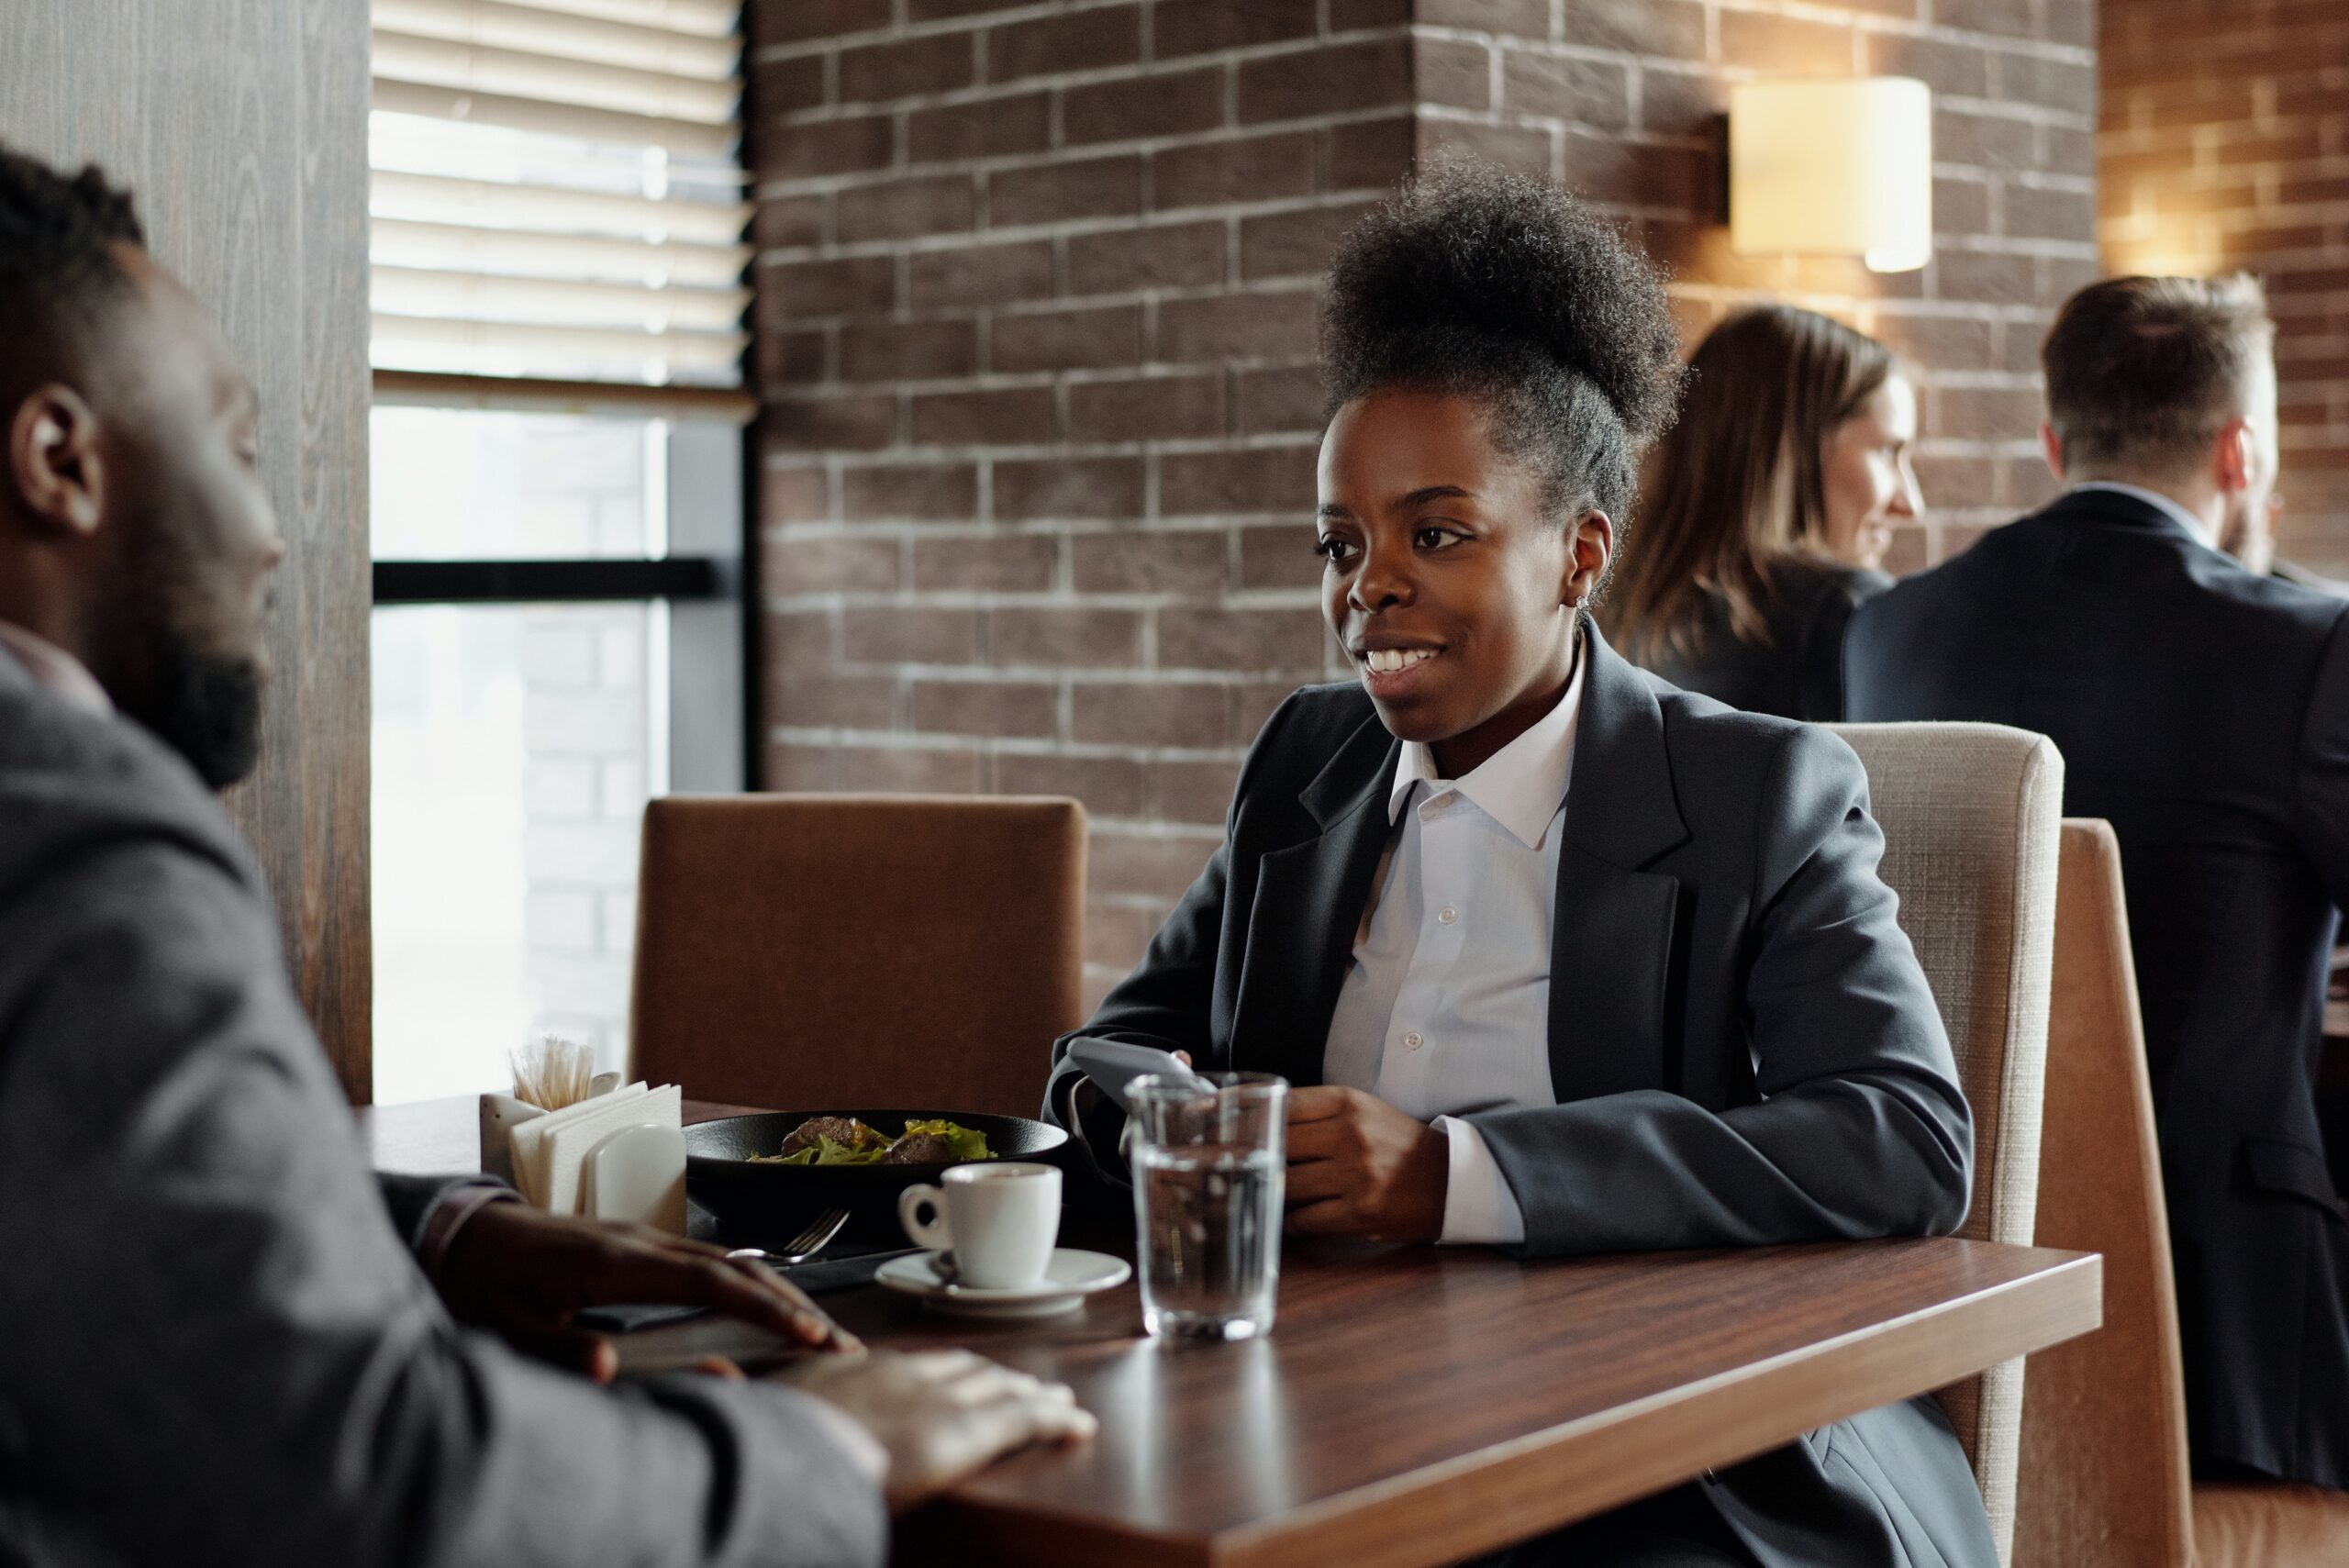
<box><xmin>1067</xmin><ymin>1039</ymin><xmax>1218</xmax><ymax>1114</ymax></box>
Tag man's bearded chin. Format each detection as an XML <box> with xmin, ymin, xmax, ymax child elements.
<box><xmin>143</xmin><ymin>629</ymin><xmax>266</xmax><ymax>789</ymax></box>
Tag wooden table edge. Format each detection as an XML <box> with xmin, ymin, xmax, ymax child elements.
<box><xmin>918</xmin><ymin>1249</ymin><xmax>2103</xmax><ymax>1568</ymax></box>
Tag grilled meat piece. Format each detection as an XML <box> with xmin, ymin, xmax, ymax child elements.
<box><xmin>779</xmin><ymin>1116</ymin><xmax>874</xmax><ymax>1157</ymax></box>
<box><xmin>879</xmin><ymin>1131</ymin><xmax>955</xmax><ymax>1165</ymax></box>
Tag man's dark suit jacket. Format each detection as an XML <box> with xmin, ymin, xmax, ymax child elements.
<box><xmin>1047</xmin><ymin>628</ymin><xmax>1996</xmax><ymax>1568</ymax></box>
<box><xmin>0</xmin><ymin>651</ymin><xmax>885</xmax><ymax>1567</ymax></box>
<box><xmin>1844</xmin><ymin>485</ymin><xmax>2349</xmax><ymax>1489</ymax></box>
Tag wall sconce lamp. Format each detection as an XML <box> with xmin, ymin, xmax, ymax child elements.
<box><xmin>1730</xmin><ymin>77</ymin><xmax>1934</xmax><ymax>274</ymax></box>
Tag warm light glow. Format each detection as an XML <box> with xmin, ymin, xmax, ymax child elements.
<box><xmin>1731</xmin><ymin>78</ymin><xmax>1934</xmax><ymax>274</ymax></box>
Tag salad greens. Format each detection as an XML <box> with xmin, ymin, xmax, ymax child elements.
<box><xmin>752</xmin><ymin>1118</ymin><xmax>996</xmax><ymax>1166</ymax></box>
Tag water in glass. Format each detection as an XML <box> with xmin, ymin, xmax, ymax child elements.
<box><xmin>1136</xmin><ymin>1143</ymin><xmax>1283</xmax><ymax>1340</ymax></box>
<box><xmin>1130</xmin><ymin>1070</ymin><xmax>1286</xmax><ymax>1342</ymax></box>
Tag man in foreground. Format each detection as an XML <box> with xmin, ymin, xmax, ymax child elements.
<box><xmin>1846</xmin><ymin>274</ymin><xmax>2349</xmax><ymax>1492</ymax></box>
<box><xmin>0</xmin><ymin>144</ymin><xmax>1089</xmax><ymax>1565</ymax></box>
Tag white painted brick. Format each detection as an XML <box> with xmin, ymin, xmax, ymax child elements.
<box><xmin>527</xmin><ymin>889</ymin><xmax>600</xmax><ymax>952</ymax></box>
<box><xmin>597</xmin><ymin>620</ymin><xmax>645</xmax><ymax>688</ymax></box>
<box><xmin>522</xmin><ymin>626</ymin><xmax>597</xmax><ymax>687</ymax></box>
<box><xmin>526</xmin><ymin>820</ymin><xmax>641</xmax><ymax>884</ymax></box>
<box><xmin>528</xmin><ymin>957</ymin><xmax>633</xmax><ymax>1022</ymax></box>
<box><xmin>525</xmin><ymin>691</ymin><xmax>641</xmax><ymax>754</ymax></box>
<box><xmin>524</xmin><ymin>758</ymin><xmax>598</xmax><ymax>818</ymax></box>
<box><xmin>602</xmin><ymin>891</ymin><xmax>640</xmax><ymax>955</ymax></box>
<box><xmin>602</xmin><ymin>760</ymin><xmax>646</xmax><ymax>817</ymax></box>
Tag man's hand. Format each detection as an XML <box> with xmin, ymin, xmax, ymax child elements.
<box><xmin>436</xmin><ymin>1202</ymin><xmax>854</xmax><ymax>1382</ymax></box>
<box><xmin>781</xmin><ymin>1349</ymin><xmax>1097</xmax><ymax>1513</ymax></box>
<box><xmin>1284</xmin><ymin>1086</ymin><xmax>1449</xmax><ymax>1243</ymax></box>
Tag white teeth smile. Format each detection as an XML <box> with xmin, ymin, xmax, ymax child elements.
<box><xmin>1364</xmin><ymin>648</ymin><xmax>1437</xmax><ymax>673</ymax></box>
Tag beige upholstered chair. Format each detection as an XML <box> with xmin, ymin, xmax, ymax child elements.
<box><xmin>629</xmin><ymin>795</ymin><xmax>1087</xmax><ymax>1117</ymax></box>
<box><xmin>2012</xmin><ymin>819</ymin><xmax>2349</xmax><ymax>1568</ymax></box>
<box><xmin>1828</xmin><ymin>723</ymin><xmax>2065</xmax><ymax>1566</ymax></box>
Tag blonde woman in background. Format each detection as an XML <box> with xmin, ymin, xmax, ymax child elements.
<box><xmin>1605</xmin><ymin>306</ymin><xmax>1923</xmax><ymax>721</ymax></box>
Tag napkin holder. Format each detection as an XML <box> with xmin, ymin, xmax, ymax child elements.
<box><xmin>488</xmin><ymin>1080</ymin><xmax>687</xmax><ymax>1234</ymax></box>
<box><xmin>582</xmin><ymin>1123</ymin><xmax>689</xmax><ymax>1233</ymax></box>
<box><xmin>479</xmin><ymin>1070</ymin><xmax>622</xmax><ymax>1184</ymax></box>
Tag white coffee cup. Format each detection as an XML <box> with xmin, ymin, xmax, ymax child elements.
<box><xmin>896</xmin><ymin>1162</ymin><xmax>1062</xmax><ymax>1289</ymax></box>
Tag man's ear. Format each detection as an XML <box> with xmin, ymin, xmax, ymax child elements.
<box><xmin>8</xmin><ymin>384</ymin><xmax>106</xmax><ymax>539</ymax></box>
<box><xmin>2213</xmin><ymin>414</ymin><xmax>2257</xmax><ymax>495</ymax></box>
<box><xmin>1564</xmin><ymin>508</ymin><xmax>1613</xmax><ymax>606</ymax></box>
<box><xmin>2039</xmin><ymin>422</ymin><xmax>2065</xmax><ymax>483</ymax></box>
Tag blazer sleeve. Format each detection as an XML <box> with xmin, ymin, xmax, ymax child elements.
<box><xmin>376</xmin><ymin>1172</ymin><xmax>507</xmax><ymax>1251</ymax></box>
<box><xmin>0</xmin><ymin>836</ymin><xmax>885</xmax><ymax>1568</ymax></box>
<box><xmin>2296</xmin><ymin>607</ymin><xmax>2349</xmax><ymax>911</ymax></box>
<box><xmin>1468</xmin><ymin>723</ymin><xmax>1976</xmax><ymax>1257</ymax></box>
<box><xmin>1041</xmin><ymin>695</ymin><xmax>1303</xmax><ymax>1181</ymax></box>
<box><xmin>1041</xmin><ymin>833</ymin><xmax>1232</xmax><ymax>1186</ymax></box>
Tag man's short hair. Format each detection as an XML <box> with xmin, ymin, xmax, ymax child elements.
<box><xmin>2042</xmin><ymin>273</ymin><xmax>2275</xmax><ymax>477</ymax></box>
<box><xmin>0</xmin><ymin>143</ymin><xmax>146</xmax><ymax>378</ymax></box>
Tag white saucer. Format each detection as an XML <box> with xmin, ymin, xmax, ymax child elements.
<box><xmin>874</xmin><ymin>1248</ymin><xmax>1130</xmax><ymax>1318</ymax></box>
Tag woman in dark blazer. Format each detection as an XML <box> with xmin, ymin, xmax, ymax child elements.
<box><xmin>1603</xmin><ymin>306</ymin><xmax>1921</xmax><ymax>721</ymax></box>
<box><xmin>1045</xmin><ymin>164</ymin><xmax>1991</xmax><ymax>1568</ymax></box>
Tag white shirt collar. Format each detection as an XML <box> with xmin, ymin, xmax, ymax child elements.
<box><xmin>0</xmin><ymin>620</ymin><xmax>112</xmax><ymax>717</ymax></box>
<box><xmin>1384</xmin><ymin>639</ymin><xmax>1586</xmax><ymax>849</ymax></box>
<box><xmin>2068</xmin><ymin>481</ymin><xmax>2219</xmax><ymax>551</ymax></box>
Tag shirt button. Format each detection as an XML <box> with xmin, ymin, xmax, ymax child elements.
<box><xmin>1437</xmin><ymin>906</ymin><xmax>1458</xmax><ymax>925</ymax></box>
<box><xmin>1402</xmin><ymin>1031</ymin><xmax>1424</xmax><ymax>1051</ymax></box>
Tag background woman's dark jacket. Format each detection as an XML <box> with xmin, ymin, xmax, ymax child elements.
<box><xmin>1633</xmin><ymin>558</ymin><xmax>1891</xmax><ymax>721</ymax></box>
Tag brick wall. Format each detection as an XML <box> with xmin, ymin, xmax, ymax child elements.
<box><xmin>2101</xmin><ymin>0</ymin><xmax>2349</xmax><ymax>574</ymax></box>
<box><xmin>748</xmin><ymin>0</ymin><xmax>2098</xmax><ymax>999</ymax></box>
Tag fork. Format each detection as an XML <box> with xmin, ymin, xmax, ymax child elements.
<box><xmin>728</xmin><ymin>1207</ymin><xmax>852</xmax><ymax>1268</ymax></box>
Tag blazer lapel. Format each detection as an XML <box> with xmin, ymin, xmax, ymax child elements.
<box><xmin>1548</xmin><ymin>628</ymin><xmax>1693</xmax><ymax>1102</ymax></box>
<box><xmin>1230</xmin><ymin>706</ymin><xmax>1398</xmax><ymax>1090</ymax></box>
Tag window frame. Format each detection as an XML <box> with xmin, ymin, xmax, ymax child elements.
<box><xmin>367</xmin><ymin>390</ymin><xmax>755</xmax><ymax>792</ymax></box>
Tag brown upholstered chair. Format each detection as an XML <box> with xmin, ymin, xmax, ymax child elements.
<box><xmin>1829</xmin><ymin>722</ymin><xmax>2065</xmax><ymax>1565</ymax></box>
<box><xmin>2012</xmin><ymin>819</ymin><xmax>2349</xmax><ymax>1568</ymax></box>
<box><xmin>2012</xmin><ymin>818</ymin><xmax>2194</xmax><ymax>1568</ymax></box>
<box><xmin>628</xmin><ymin>795</ymin><xmax>1086</xmax><ymax>1118</ymax></box>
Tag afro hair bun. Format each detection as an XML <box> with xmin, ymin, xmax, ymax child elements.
<box><xmin>1320</xmin><ymin>158</ymin><xmax>1684</xmax><ymax>445</ymax></box>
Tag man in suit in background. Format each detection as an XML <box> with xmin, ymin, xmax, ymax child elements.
<box><xmin>0</xmin><ymin>144</ymin><xmax>1088</xmax><ymax>1566</ymax></box>
<box><xmin>1846</xmin><ymin>274</ymin><xmax>2349</xmax><ymax>1493</ymax></box>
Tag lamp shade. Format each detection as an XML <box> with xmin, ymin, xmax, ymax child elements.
<box><xmin>1730</xmin><ymin>77</ymin><xmax>1933</xmax><ymax>273</ymax></box>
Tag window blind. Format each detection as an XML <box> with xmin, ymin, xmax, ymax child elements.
<box><xmin>369</xmin><ymin>0</ymin><xmax>752</xmax><ymax>389</ymax></box>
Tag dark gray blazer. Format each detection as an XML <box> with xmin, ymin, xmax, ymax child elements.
<box><xmin>1848</xmin><ymin>486</ymin><xmax>2349</xmax><ymax>1489</ymax></box>
<box><xmin>0</xmin><ymin>653</ymin><xmax>886</xmax><ymax>1568</ymax></box>
<box><xmin>1047</xmin><ymin>628</ymin><xmax>1992</xmax><ymax>1568</ymax></box>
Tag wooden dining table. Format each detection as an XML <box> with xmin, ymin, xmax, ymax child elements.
<box><xmin>366</xmin><ymin>1095</ymin><xmax>2101</xmax><ymax>1568</ymax></box>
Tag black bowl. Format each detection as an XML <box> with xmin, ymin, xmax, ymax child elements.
<box><xmin>685</xmin><ymin>1109</ymin><xmax>1071</xmax><ymax>1244</ymax></box>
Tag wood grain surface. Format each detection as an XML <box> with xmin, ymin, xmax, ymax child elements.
<box><xmin>0</xmin><ymin>1</ymin><xmax>374</xmax><ymax>1100</ymax></box>
<box><xmin>369</xmin><ymin>1096</ymin><xmax>2103</xmax><ymax>1568</ymax></box>
<box><xmin>872</xmin><ymin>1239</ymin><xmax>2099</xmax><ymax>1568</ymax></box>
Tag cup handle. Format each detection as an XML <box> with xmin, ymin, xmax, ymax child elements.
<box><xmin>898</xmin><ymin>1184</ymin><xmax>952</xmax><ymax>1251</ymax></box>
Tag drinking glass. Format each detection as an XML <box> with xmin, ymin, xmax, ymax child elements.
<box><xmin>1129</xmin><ymin>1071</ymin><xmax>1286</xmax><ymax>1342</ymax></box>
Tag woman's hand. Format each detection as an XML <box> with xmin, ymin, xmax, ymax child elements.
<box><xmin>436</xmin><ymin>1202</ymin><xmax>857</xmax><ymax>1382</ymax></box>
<box><xmin>1282</xmin><ymin>1086</ymin><xmax>1450</xmax><ymax>1243</ymax></box>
